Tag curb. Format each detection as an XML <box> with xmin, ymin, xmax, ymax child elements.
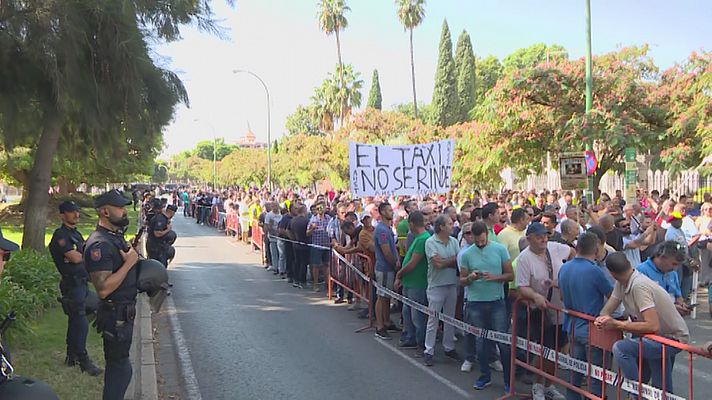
<box><xmin>126</xmin><ymin>228</ymin><xmax>159</xmax><ymax>400</ymax></box>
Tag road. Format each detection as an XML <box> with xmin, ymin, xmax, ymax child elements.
<box><xmin>157</xmin><ymin>214</ymin><xmax>712</xmax><ymax>400</ymax></box>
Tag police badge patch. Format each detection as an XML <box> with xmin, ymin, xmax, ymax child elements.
<box><xmin>58</xmin><ymin>238</ymin><xmax>66</xmax><ymax>247</ymax></box>
<box><xmin>91</xmin><ymin>247</ymin><xmax>102</xmax><ymax>261</ymax></box>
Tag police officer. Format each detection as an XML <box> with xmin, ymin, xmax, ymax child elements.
<box><xmin>48</xmin><ymin>201</ymin><xmax>102</xmax><ymax>376</ymax></box>
<box><xmin>84</xmin><ymin>190</ymin><xmax>139</xmax><ymax>400</ymax></box>
<box><xmin>147</xmin><ymin>204</ymin><xmax>177</xmax><ymax>267</ymax></box>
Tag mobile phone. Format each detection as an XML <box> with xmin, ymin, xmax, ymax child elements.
<box><xmin>687</xmin><ymin>303</ymin><xmax>698</xmax><ymax>309</ymax></box>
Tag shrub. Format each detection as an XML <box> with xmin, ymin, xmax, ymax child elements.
<box><xmin>1</xmin><ymin>249</ymin><xmax>60</xmax><ymax>337</ymax></box>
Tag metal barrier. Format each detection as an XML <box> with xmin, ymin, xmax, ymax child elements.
<box><xmin>251</xmin><ymin>219</ymin><xmax>264</xmax><ymax>263</ymax></box>
<box><xmin>329</xmin><ymin>251</ymin><xmax>375</xmax><ymax>332</ymax></box>
<box><xmin>501</xmin><ymin>298</ymin><xmax>712</xmax><ymax>400</ymax></box>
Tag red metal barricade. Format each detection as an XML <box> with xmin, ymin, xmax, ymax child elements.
<box><xmin>328</xmin><ymin>251</ymin><xmax>374</xmax><ymax>332</ymax></box>
<box><xmin>225</xmin><ymin>213</ymin><xmax>239</xmax><ymax>237</ymax></box>
<box><xmin>500</xmin><ymin>298</ymin><xmax>712</xmax><ymax>400</ymax></box>
<box><xmin>250</xmin><ymin>219</ymin><xmax>265</xmax><ymax>264</ymax></box>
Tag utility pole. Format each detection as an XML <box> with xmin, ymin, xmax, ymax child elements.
<box><xmin>584</xmin><ymin>0</ymin><xmax>595</xmax><ymax>203</ymax></box>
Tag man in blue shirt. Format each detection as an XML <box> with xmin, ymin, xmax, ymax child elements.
<box><xmin>373</xmin><ymin>202</ymin><xmax>399</xmax><ymax>340</ymax></box>
<box><xmin>559</xmin><ymin>232</ymin><xmax>613</xmax><ymax>400</ymax></box>
<box><xmin>636</xmin><ymin>241</ymin><xmax>692</xmax><ymax>316</ymax></box>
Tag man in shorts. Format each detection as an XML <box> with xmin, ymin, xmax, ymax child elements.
<box><xmin>373</xmin><ymin>202</ymin><xmax>399</xmax><ymax>340</ymax></box>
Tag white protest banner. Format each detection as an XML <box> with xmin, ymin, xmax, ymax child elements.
<box><xmin>349</xmin><ymin>140</ymin><xmax>454</xmax><ymax>196</ymax></box>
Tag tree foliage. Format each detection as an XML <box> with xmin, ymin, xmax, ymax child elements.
<box><xmin>193</xmin><ymin>138</ymin><xmax>238</xmax><ymax>161</ymax></box>
<box><xmin>367</xmin><ymin>69</ymin><xmax>383</xmax><ymax>110</ymax></box>
<box><xmin>474</xmin><ymin>55</ymin><xmax>503</xmax><ymax>105</ymax></box>
<box><xmin>454</xmin><ymin>30</ymin><xmax>476</xmax><ymax>123</ymax></box>
<box><xmin>431</xmin><ymin>20</ymin><xmax>458</xmax><ymax>127</ymax></box>
<box><xmin>474</xmin><ymin>46</ymin><xmax>675</xmax><ymax>188</ymax></box>
<box><xmin>285</xmin><ymin>105</ymin><xmax>322</xmax><ymax>136</ymax></box>
<box><xmin>502</xmin><ymin>43</ymin><xmax>568</xmax><ymax>75</ymax></box>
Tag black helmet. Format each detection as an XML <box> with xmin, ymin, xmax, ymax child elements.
<box><xmin>166</xmin><ymin>246</ymin><xmax>176</xmax><ymax>262</ymax></box>
<box><xmin>137</xmin><ymin>259</ymin><xmax>169</xmax><ymax>295</ymax></box>
<box><xmin>150</xmin><ymin>198</ymin><xmax>163</xmax><ymax>210</ymax></box>
<box><xmin>164</xmin><ymin>230</ymin><xmax>177</xmax><ymax>245</ymax></box>
<box><xmin>0</xmin><ymin>376</ymin><xmax>60</xmax><ymax>400</ymax></box>
<box><xmin>85</xmin><ymin>290</ymin><xmax>99</xmax><ymax>316</ymax></box>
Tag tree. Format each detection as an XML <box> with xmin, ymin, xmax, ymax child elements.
<box><xmin>474</xmin><ymin>55</ymin><xmax>503</xmax><ymax>105</ymax></box>
<box><xmin>309</xmin><ymin>64</ymin><xmax>363</xmax><ymax>133</ymax></box>
<box><xmin>454</xmin><ymin>30</ymin><xmax>476</xmax><ymax>123</ymax></box>
<box><xmin>193</xmin><ymin>138</ymin><xmax>238</xmax><ymax>161</ymax></box>
<box><xmin>395</xmin><ymin>0</ymin><xmax>426</xmax><ymax>118</ymax></box>
<box><xmin>431</xmin><ymin>20</ymin><xmax>459</xmax><ymax>127</ymax></box>
<box><xmin>502</xmin><ymin>43</ymin><xmax>568</xmax><ymax>75</ymax></box>
<box><xmin>218</xmin><ymin>148</ymin><xmax>267</xmax><ymax>186</ymax></box>
<box><xmin>318</xmin><ymin>0</ymin><xmax>350</xmax><ymax>124</ymax></box>
<box><xmin>475</xmin><ymin>46</ymin><xmax>672</xmax><ymax>191</ymax></box>
<box><xmin>392</xmin><ymin>102</ymin><xmax>436</xmax><ymax>124</ymax></box>
<box><xmin>0</xmin><ymin>1</ymin><xmax>222</xmax><ymax>250</ymax></box>
<box><xmin>285</xmin><ymin>105</ymin><xmax>322</xmax><ymax>136</ymax></box>
<box><xmin>367</xmin><ymin>69</ymin><xmax>383</xmax><ymax>110</ymax></box>
<box><xmin>657</xmin><ymin>51</ymin><xmax>711</xmax><ymax>172</ymax></box>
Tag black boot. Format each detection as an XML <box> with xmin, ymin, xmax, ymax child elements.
<box><xmin>77</xmin><ymin>353</ymin><xmax>103</xmax><ymax>376</ymax></box>
<box><xmin>65</xmin><ymin>349</ymin><xmax>77</xmax><ymax>367</ymax></box>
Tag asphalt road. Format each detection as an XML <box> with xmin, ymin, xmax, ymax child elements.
<box><xmin>161</xmin><ymin>214</ymin><xmax>712</xmax><ymax>400</ymax></box>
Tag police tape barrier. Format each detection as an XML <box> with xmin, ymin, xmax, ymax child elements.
<box><xmin>262</xmin><ymin>236</ymin><xmax>707</xmax><ymax>400</ymax></box>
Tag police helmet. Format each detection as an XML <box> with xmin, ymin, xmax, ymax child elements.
<box><xmin>150</xmin><ymin>198</ymin><xmax>163</xmax><ymax>210</ymax></box>
<box><xmin>137</xmin><ymin>259</ymin><xmax>169</xmax><ymax>295</ymax></box>
<box><xmin>166</xmin><ymin>246</ymin><xmax>176</xmax><ymax>262</ymax></box>
<box><xmin>85</xmin><ymin>290</ymin><xmax>99</xmax><ymax>316</ymax></box>
<box><xmin>164</xmin><ymin>230</ymin><xmax>177</xmax><ymax>245</ymax></box>
<box><xmin>0</xmin><ymin>376</ymin><xmax>60</xmax><ymax>400</ymax></box>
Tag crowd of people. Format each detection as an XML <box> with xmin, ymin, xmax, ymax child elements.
<box><xmin>171</xmin><ymin>184</ymin><xmax>712</xmax><ymax>399</ymax></box>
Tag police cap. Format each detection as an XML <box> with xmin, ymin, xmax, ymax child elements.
<box><xmin>58</xmin><ymin>201</ymin><xmax>80</xmax><ymax>214</ymax></box>
<box><xmin>94</xmin><ymin>190</ymin><xmax>132</xmax><ymax>209</ymax></box>
<box><xmin>150</xmin><ymin>198</ymin><xmax>163</xmax><ymax>209</ymax></box>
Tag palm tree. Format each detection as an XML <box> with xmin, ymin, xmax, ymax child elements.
<box><xmin>309</xmin><ymin>64</ymin><xmax>363</xmax><ymax>133</ymax></box>
<box><xmin>317</xmin><ymin>0</ymin><xmax>350</xmax><ymax>124</ymax></box>
<box><xmin>396</xmin><ymin>0</ymin><xmax>426</xmax><ymax>118</ymax></box>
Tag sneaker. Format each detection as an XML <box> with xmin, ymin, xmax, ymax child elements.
<box><xmin>313</xmin><ymin>283</ymin><xmax>321</xmax><ymax>292</ymax></box>
<box><xmin>423</xmin><ymin>353</ymin><xmax>434</xmax><ymax>366</ymax></box>
<box><xmin>375</xmin><ymin>329</ymin><xmax>392</xmax><ymax>340</ymax></box>
<box><xmin>460</xmin><ymin>360</ymin><xmax>473</xmax><ymax>372</ymax></box>
<box><xmin>297</xmin><ymin>283</ymin><xmax>304</xmax><ymax>289</ymax></box>
<box><xmin>444</xmin><ymin>349</ymin><xmax>462</xmax><ymax>362</ymax></box>
<box><xmin>532</xmin><ymin>383</ymin><xmax>546</xmax><ymax>400</ymax></box>
<box><xmin>473</xmin><ymin>375</ymin><xmax>491</xmax><ymax>390</ymax></box>
<box><xmin>544</xmin><ymin>385</ymin><xmax>566</xmax><ymax>400</ymax></box>
<box><xmin>273</xmin><ymin>270</ymin><xmax>279</xmax><ymax>275</ymax></box>
<box><xmin>414</xmin><ymin>346</ymin><xmax>425</xmax><ymax>358</ymax></box>
<box><xmin>398</xmin><ymin>340</ymin><xmax>417</xmax><ymax>349</ymax></box>
<box><xmin>292</xmin><ymin>282</ymin><xmax>299</xmax><ymax>288</ymax></box>
<box><xmin>489</xmin><ymin>359</ymin><xmax>504</xmax><ymax>372</ymax></box>
<box><xmin>385</xmin><ymin>323</ymin><xmax>400</xmax><ymax>332</ymax></box>
<box><xmin>281</xmin><ymin>274</ymin><xmax>286</xmax><ymax>280</ymax></box>
<box><xmin>334</xmin><ymin>297</ymin><xmax>346</xmax><ymax>304</ymax></box>
<box><xmin>504</xmin><ymin>383</ymin><xmax>511</xmax><ymax>394</ymax></box>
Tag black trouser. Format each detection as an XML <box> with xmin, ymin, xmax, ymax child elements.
<box><xmin>293</xmin><ymin>244</ymin><xmax>309</xmax><ymax>284</ymax></box>
<box><xmin>97</xmin><ymin>301</ymin><xmax>136</xmax><ymax>400</ymax></box>
<box><xmin>148</xmin><ymin>246</ymin><xmax>168</xmax><ymax>267</ymax></box>
<box><xmin>284</xmin><ymin>241</ymin><xmax>294</xmax><ymax>279</ymax></box>
<box><xmin>60</xmin><ymin>277</ymin><xmax>89</xmax><ymax>357</ymax></box>
<box><xmin>183</xmin><ymin>202</ymin><xmax>189</xmax><ymax>217</ymax></box>
<box><xmin>264</xmin><ymin>235</ymin><xmax>272</xmax><ymax>266</ymax></box>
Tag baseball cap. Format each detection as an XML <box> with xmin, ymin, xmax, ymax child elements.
<box><xmin>526</xmin><ymin>222</ymin><xmax>548</xmax><ymax>236</ymax></box>
<box><xmin>0</xmin><ymin>227</ymin><xmax>19</xmax><ymax>252</ymax></box>
<box><xmin>666</xmin><ymin>211</ymin><xmax>683</xmax><ymax>223</ymax></box>
<box><xmin>58</xmin><ymin>201</ymin><xmax>80</xmax><ymax>213</ymax></box>
<box><xmin>94</xmin><ymin>189</ymin><xmax>132</xmax><ymax>208</ymax></box>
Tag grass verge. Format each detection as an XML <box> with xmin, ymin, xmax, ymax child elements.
<box><xmin>11</xmin><ymin>306</ymin><xmax>104</xmax><ymax>399</ymax></box>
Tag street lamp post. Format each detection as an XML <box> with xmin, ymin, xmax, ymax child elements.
<box><xmin>232</xmin><ymin>69</ymin><xmax>271</xmax><ymax>190</ymax></box>
<box><xmin>193</xmin><ymin>118</ymin><xmax>217</xmax><ymax>190</ymax></box>
<box><xmin>584</xmin><ymin>0</ymin><xmax>595</xmax><ymax>203</ymax></box>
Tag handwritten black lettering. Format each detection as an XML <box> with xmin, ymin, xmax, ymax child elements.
<box><xmin>355</xmin><ymin>144</ymin><xmax>370</xmax><ymax>167</ymax></box>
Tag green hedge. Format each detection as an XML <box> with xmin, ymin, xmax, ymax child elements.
<box><xmin>0</xmin><ymin>249</ymin><xmax>60</xmax><ymax>338</ymax></box>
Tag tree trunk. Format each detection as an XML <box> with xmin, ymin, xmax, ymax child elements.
<box><xmin>22</xmin><ymin>105</ymin><xmax>63</xmax><ymax>250</ymax></box>
<box><xmin>335</xmin><ymin>29</ymin><xmax>346</xmax><ymax>126</ymax></box>
<box><xmin>57</xmin><ymin>176</ymin><xmax>72</xmax><ymax>195</ymax></box>
<box><xmin>410</xmin><ymin>28</ymin><xmax>418</xmax><ymax>119</ymax></box>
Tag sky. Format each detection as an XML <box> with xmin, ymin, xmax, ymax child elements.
<box><xmin>157</xmin><ymin>0</ymin><xmax>712</xmax><ymax>157</ymax></box>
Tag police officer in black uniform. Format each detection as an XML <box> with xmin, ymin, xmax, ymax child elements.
<box><xmin>84</xmin><ymin>190</ymin><xmax>139</xmax><ymax>400</ymax></box>
<box><xmin>48</xmin><ymin>201</ymin><xmax>102</xmax><ymax>376</ymax></box>
<box><xmin>147</xmin><ymin>203</ymin><xmax>177</xmax><ymax>267</ymax></box>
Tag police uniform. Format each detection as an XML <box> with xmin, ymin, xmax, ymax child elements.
<box><xmin>48</xmin><ymin>201</ymin><xmax>102</xmax><ymax>376</ymax></box>
<box><xmin>147</xmin><ymin>210</ymin><xmax>170</xmax><ymax>267</ymax></box>
<box><xmin>84</xmin><ymin>190</ymin><xmax>137</xmax><ymax>400</ymax></box>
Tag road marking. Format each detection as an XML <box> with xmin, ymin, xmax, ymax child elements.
<box><xmin>166</xmin><ymin>295</ymin><xmax>203</xmax><ymax>400</ymax></box>
<box><xmin>373</xmin><ymin>339</ymin><xmax>471</xmax><ymax>398</ymax></box>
